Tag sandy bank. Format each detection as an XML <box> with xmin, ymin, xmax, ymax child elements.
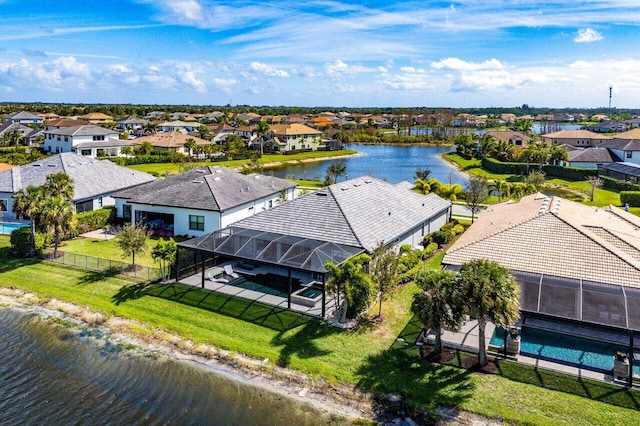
<box><xmin>261</xmin><ymin>153</ymin><xmax>360</xmax><ymax>170</ymax></box>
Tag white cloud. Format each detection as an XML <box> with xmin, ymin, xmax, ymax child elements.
<box><xmin>324</xmin><ymin>60</ymin><xmax>376</xmax><ymax>78</ymax></box>
<box><xmin>249</xmin><ymin>62</ymin><xmax>289</xmax><ymax>78</ymax></box>
<box><xmin>377</xmin><ymin>66</ymin><xmax>434</xmax><ymax>91</ymax></box>
<box><xmin>166</xmin><ymin>0</ymin><xmax>203</xmax><ymax>21</ymax></box>
<box><xmin>106</xmin><ymin>64</ymin><xmax>132</xmax><ymax>74</ymax></box>
<box><xmin>213</xmin><ymin>77</ymin><xmax>237</xmax><ymax>93</ymax></box>
<box><xmin>574</xmin><ymin>28</ymin><xmax>603</xmax><ymax>43</ymax></box>
<box><xmin>0</xmin><ymin>56</ymin><xmax>93</xmax><ymax>90</ymax></box>
<box><xmin>431</xmin><ymin>58</ymin><xmax>503</xmax><ymax>71</ymax></box>
<box><xmin>176</xmin><ymin>62</ymin><xmax>207</xmax><ymax>92</ymax></box>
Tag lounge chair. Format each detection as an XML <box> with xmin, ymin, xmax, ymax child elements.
<box><xmin>224</xmin><ymin>264</ymin><xmax>240</xmax><ymax>279</ymax></box>
<box><xmin>207</xmin><ymin>272</ymin><xmax>229</xmax><ymax>283</ymax></box>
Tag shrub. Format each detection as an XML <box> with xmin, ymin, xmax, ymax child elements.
<box><xmin>421</xmin><ymin>242</ymin><xmax>438</xmax><ymax>259</ymax></box>
<box><xmin>600</xmin><ymin>175</ymin><xmax>640</xmax><ymax>192</ymax></box>
<box><xmin>620</xmin><ymin>191</ymin><xmax>640</xmax><ymax>207</ymax></box>
<box><xmin>430</xmin><ymin>231</ymin><xmax>451</xmax><ymax>246</ymax></box>
<box><xmin>10</xmin><ymin>227</ymin><xmax>47</xmax><ymax>257</ymax></box>
<box><xmin>481</xmin><ymin>157</ymin><xmax>596</xmax><ymax>180</ymax></box>
<box><xmin>70</xmin><ymin>207</ymin><xmax>116</xmax><ymax>237</ymax></box>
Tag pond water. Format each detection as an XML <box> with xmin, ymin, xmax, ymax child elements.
<box><xmin>0</xmin><ymin>308</ymin><xmax>350</xmax><ymax>425</ymax></box>
<box><xmin>268</xmin><ymin>144</ymin><xmax>467</xmax><ymax>185</ymax></box>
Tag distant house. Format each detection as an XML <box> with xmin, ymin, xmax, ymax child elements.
<box><xmin>0</xmin><ymin>153</ymin><xmax>155</xmax><ymax>219</ymax></box>
<box><xmin>599</xmin><ymin>139</ymin><xmax>640</xmax><ymax>165</ymax></box>
<box><xmin>44</xmin><ymin>118</ymin><xmax>90</xmax><ymax>131</ymax></box>
<box><xmin>583</xmin><ymin>120</ymin><xmax>628</xmax><ymax>133</ymax></box>
<box><xmin>116</xmin><ymin>116</ymin><xmax>148</xmax><ymax>131</ymax></box>
<box><xmin>2</xmin><ymin>111</ymin><xmax>43</xmax><ymax>126</ymax></box>
<box><xmin>485</xmin><ymin>130</ymin><xmax>530</xmax><ymax>147</ymax></box>
<box><xmin>540</xmin><ymin>130</ymin><xmax>612</xmax><ymax>147</ymax></box>
<box><xmin>43</xmin><ymin>125</ymin><xmax>132</xmax><ymax>158</ymax></box>
<box><xmin>564</xmin><ymin>147</ymin><xmax>617</xmax><ymax>169</ymax></box>
<box><xmin>113</xmin><ymin>167</ymin><xmax>297</xmax><ymax>237</ymax></box>
<box><xmin>130</xmin><ymin>132</ymin><xmax>211</xmax><ymax>154</ymax></box>
<box><xmin>267</xmin><ymin>123</ymin><xmax>322</xmax><ymax>152</ymax></box>
<box><xmin>0</xmin><ymin>123</ymin><xmax>36</xmax><ymax>145</ymax></box>
<box><xmin>443</xmin><ymin>193</ymin><xmax>640</xmax><ymax>334</ymax></box>
<box><xmin>77</xmin><ymin>112</ymin><xmax>113</xmax><ymax>124</ymax></box>
<box><xmin>206</xmin><ymin>123</ymin><xmax>236</xmax><ymax>143</ymax></box>
<box><xmin>158</xmin><ymin>120</ymin><xmax>197</xmax><ymax>133</ymax></box>
<box><xmin>611</xmin><ymin>128</ymin><xmax>640</xmax><ymax>140</ymax></box>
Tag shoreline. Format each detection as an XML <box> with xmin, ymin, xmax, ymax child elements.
<box><xmin>261</xmin><ymin>152</ymin><xmax>361</xmax><ymax>170</ymax></box>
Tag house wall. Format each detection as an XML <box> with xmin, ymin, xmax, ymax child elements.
<box><xmin>609</xmin><ymin>148</ymin><xmax>640</xmax><ymax>164</ymax></box>
<box><xmin>118</xmin><ymin>202</ymin><xmax>222</xmax><ymax>237</ymax></box>
<box><xmin>220</xmin><ymin>188</ymin><xmax>296</xmax><ymax>228</ymax></box>
<box><xmin>44</xmin><ymin>132</ymin><xmax>119</xmax><ymax>153</ymax></box>
<box><xmin>391</xmin><ymin>206</ymin><xmax>451</xmax><ymax>249</ymax></box>
<box><xmin>567</xmin><ymin>162</ymin><xmax>601</xmax><ymax>169</ymax></box>
<box><xmin>541</xmin><ymin>136</ymin><xmax>609</xmax><ymax>147</ymax></box>
<box><xmin>0</xmin><ymin>192</ymin><xmax>15</xmax><ymax>221</ymax></box>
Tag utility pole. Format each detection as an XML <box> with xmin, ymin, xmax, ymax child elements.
<box><xmin>609</xmin><ymin>86</ymin><xmax>613</xmax><ymax>111</ymax></box>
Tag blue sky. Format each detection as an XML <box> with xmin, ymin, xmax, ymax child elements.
<box><xmin>1</xmin><ymin>0</ymin><xmax>640</xmax><ymax>108</ymax></box>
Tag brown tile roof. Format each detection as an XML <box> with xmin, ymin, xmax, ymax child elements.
<box><xmin>270</xmin><ymin>123</ymin><xmax>321</xmax><ymax>136</ymax></box>
<box><xmin>131</xmin><ymin>132</ymin><xmax>211</xmax><ymax>148</ymax></box>
<box><xmin>612</xmin><ymin>128</ymin><xmax>640</xmax><ymax>140</ymax></box>
<box><xmin>0</xmin><ymin>163</ymin><xmax>13</xmax><ymax>172</ymax></box>
<box><xmin>443</xmin><ymin>193</ymin><xmax>640</xmax><ymax>288</ymax></box>
<box><xmin>541</xmin><ymin>129</ymin><xmax>612</xmax><ymax>140</ymax></box>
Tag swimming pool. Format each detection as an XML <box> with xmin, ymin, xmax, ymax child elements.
<box><xmin>490</xmin><ymin>326</ymin><xmax>640</xmax><ymax>375</ymax></box>
<box><xmin>0</xmin><ymin>222</ymin><xmax>29</xmax><ymax>235</ymax></box>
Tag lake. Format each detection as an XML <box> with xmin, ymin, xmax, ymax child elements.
<box><xmin>268</xmin><ymin>144</ymin><xmax>467</xmax><ymax>185</ymax></box>
<box><xmin>0</xmin><ymin>308</ymin><xmax>350</xmax><ymax>425</ymax></box>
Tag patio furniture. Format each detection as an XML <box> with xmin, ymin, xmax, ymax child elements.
<box><xmin>207</xmin><ymin>272</ymin><xmax>229</xmax><ymax>283</ymax></box>
<box><xmin>224</xmin><ymin>264</ymin><xmax>240</xmax><ymax>279</ymax></box>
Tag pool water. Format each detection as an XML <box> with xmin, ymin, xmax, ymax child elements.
<box><xmin>232</xmin><ymin>278</ymin><xmax>288</xmax><ymax>298</ymax></box>
<box><xmin>298</xmin><ymin>287</ymin><xmax>322</xmax><ymax>299</ymax></box>
<box><xmin>0</xmin><ymin>222</ymin><xmax>29</xmax><ymax>235</ymax></box>
<box><xmin>490</xmin><ymin>326</ymin><xmax>640</xmax><ymax>375</ymax></box>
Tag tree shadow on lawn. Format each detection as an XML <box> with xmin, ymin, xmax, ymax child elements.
<box><xmin>78</xmin><ymin>268</ymin><xmax>121</xmax><ymax>285</ymax></box>
<box><xmin>271</xmin><ymin>321</ymin><xmax>338</xmax><ymax>367</ymax></box>
<box><xmin>355</xmin><ymin>345</ymin><xmax>475</xmax><ymax>412</ymax></box>
<box><xmin>112</xmin><ymin>282</ymin><xmax>310</xmax><ymax>332</ymax></box>
<box><xmin>495</xmin><ymin>360</ymin><xmax>640</xmax><ymax>411</ymax></box>
<box><xmin>0</xmin><ymin>247</ymin><xmax>44</xmax><ymax>274</ymax></box>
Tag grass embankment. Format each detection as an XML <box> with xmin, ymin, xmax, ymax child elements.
<box><xmin>1</xmin><ymin>235</ymin><xmax>638</xmax><ymax>424</ymax></box>
<box><xmin>127</xmin><ymin>149</ymin><xmax>358</xmax><ymax>175</ymax></box>
<box><xmin>443</xmin><ymin>152</ymin><xmax>625</xmax><ymax>208</ymax></box>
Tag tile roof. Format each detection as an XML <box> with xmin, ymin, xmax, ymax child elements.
<box><xmin>45</xmin><ymin>118</ymin><xmax>89</xmax><ymax>127</ymax></box>
<box><xmin>113</xmin><ymin>166</ymin><xmax>296</xmax><ymax>212</ymax></box>
<box><xmin>612</xmin><ymin>128</ymin><xmax>640</xmax><ymax>140</ymax></box>
<box><xmin>568</xmin><ymin>147</ymin><xmax>614</xmax><ymax>163</ymax></box>
<box><xmin>46</xmin><ymin>125</ymin><xmax>117</xmax><ymax>137</ymax></box>
<box><xmin>0</xmin><ymin>153</ymin><xmax>155</xmax><ymax>202</ymax></box>
<box><xmin>443</xmin><ymin>193</ymin><xmax>640</xmax><ymax>288</ymax></box>
<box><xmin>599</xmin><ymin>162</ymin><xmax>640</xmax><ymax>178</ymax></box>
<box><xmin>130</xmin><ymin>132</ymin><xmax>210</xmax><ymax>148</ymax></box>
<box><xmin>600</xmin><ymin>138</ymin><xmax>640</xmax><ymax>151</ymax></box>
<box><xmin>5</xmin><ymin>111</ymin><xmax>41</xmax><ymax>120</ymax></box>
<box><xmin>541</xmin><ymin>129</ymin><xmax>612</xmax><ymax>140</ymax></box>
<box><xmin>231</xmin><ymin>176</ymin><xmax>451</xmax><ymax>251</ymax></box>
<box><xmin>270</xmin><ymin>123</ymin><xmax>322</xmax><ymax>136</ymax></box>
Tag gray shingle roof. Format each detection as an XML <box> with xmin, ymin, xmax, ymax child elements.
<box><xmin>113</xmin><ymin>166</ymin><xmax>296</xmax><ymax>212</ymax></box>
<box><xmin>5</xmin><ymin>111</ymin><xmax>41</xmax><ymax>121</ymax></box>
<box><xmin>0</xmin><ymin>153</ymin><xmax>156</xmax><ymax>201</ymax></box>
<box><xmin>599</xmin><ymin>161</ymin><xmax>640</xmax><ymax>178</ymax></box>
<box><xmin>600</xmin><ymin>138</ymin><xmax>640</xmax><ymax>151</ymax></box>
<box><xmin>568</xmin><ymin>147</ymin><xmax>614</xmax><ymax>163</ymax></box>
<box><xmin>232</xmin><ymin>176</ymin><xmax>452</xmax><ymax>251</ymax></box>
<box><xmin>46</xmin><ymin>125</ymin><xmax>117</xmax><ymax>137</ymax></box>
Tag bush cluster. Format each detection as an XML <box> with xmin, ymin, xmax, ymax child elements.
<box><xmin>70</xmin><ymin>207</ymin><xmax>116</xmax><ymax>236</ymax></box>
<box><xmin>424</xmin><ymin>221</ymin><xmax>465</xmax><ymax>247</ymax></box>
<box><xmin>600</xmin><ymin>175</ymin><xmax>640</xmax><ymax>192</ymax></box>
<box><xmin>10</xmin><ymin>227</ymin><xmax>49</xmax><ymax>257</ymax></box>
<box><xmin>481</xmin><ymin>157</ymin><xmax>595</xmax><ymax>180</ymax></box>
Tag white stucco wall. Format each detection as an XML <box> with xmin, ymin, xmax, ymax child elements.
<box><xmin>390</xmin><ymin>206</ymin><xmax>451</xmax><ymax>250</ymax></box>
<box><xmin>0</xmin><ymin>192</ymin><xmax>15</xmax><ymax>221</ymax></box>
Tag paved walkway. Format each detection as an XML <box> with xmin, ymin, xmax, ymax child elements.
<box><xmin>80</xmin><ymin>229</ymin><xmax>116</xmax><ymax>240</ymax></box>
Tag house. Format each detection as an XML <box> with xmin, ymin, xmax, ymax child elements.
<box><xmin>0</xmin><ymin>123</ymin><xmax>36</xmax><ymax>145</ymax></box>
<box><xmin>130</xmin><ymin>132</ymin><xmax>211</xmax><ymax>154</ymax></box>
<box><xmin>176</xmin><ymin>176</ymin><xmax>452</xmax><ymax>317</ymax></box>
<box><xmin>44</xmin><ymin>118</ymin><xmax>89</xmax><ymax>131</ymax></box>
<box><xmin>113</xmin><ymin>167</ymin><xmax>297</xmax><ymax>237</ymax></box>
<box><xmin>599</xmin><ymin>138</ymin><xmax>640</xmax><ymax>164</ymax></box>
<box><xmin>2</xmin><ymin>111</ymin><xmax>43</xmax><ymax>126</ymax></box>
<box><xmin>158</xmin><ymin>120</ymin><xmax>197</xmax><ymax>133</ymax></box>
<box><xmin>234</xmin><ymin>125</ymin><xmax>257</xmax><ymax>144</ymax></box>
<box><xmin>611</xmin><ymin>128</ymin><xmax>640</xmax><ymax>140</ymax></box>
<box><xmin>583</xmin><ymin>120</ymin><xmax>628</xmax><ymax>133</ymax></box>
<box><xmin>267</xmin><ymin>123</ymin><xmax>322</xmax><ymax>152</ymax></box>
<box><xmin>43</xmin><ymin>125</ymin><xmax>132</xmax><ymax>158</ymax></box>
<box><xmin>77</xmin><ymin>112</ymin><xmax>113</xmax><ymax>124</ymax></box>
<box><xmin>540</xmin><ymin>130</ymin><xmax>612</xmax><ymax>147</ymax></box>
<box><xmin>116</xmin><ymin>116</ymin><xmax>148</xmax><ymax>131</ymax></box>
<box><xmin>0</xmin><ymin>153</ymin><xmax>155</xmax><ymax>219</ymax></box>
<box><xmin>598</xmin><ymin>162</ymin><xmax>640</xmax><ymax>184</ymax></box>
<box><xmin>443</xmin><ymin>193</ymin><xmax>640</xmax><ymax>333</ymax></box>
<box><xmin>564</xmin><ymin>147</ymin><xmax>618</xmax><ymax>169</ymax></box>
<box><xmin>206</xmin><ymin>123</ymin><xmax>236</xmax><ymax>143</ymax></box>
<box><xmin>485</xmin><ymin>130</ymin><xmax>530</xmax><ymax>147</ymax></box>
<box><xmin>145</xmin><ymin>111</ymin><xmax>165</xmax><ymax>120</ymax></box>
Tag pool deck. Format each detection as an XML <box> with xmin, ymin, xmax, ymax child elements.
<box><xmin>179</xmin><ymin>267</ymin><xmax>335</xmax><ymax>318</ymax></box>
<box><xmin>433</xmin><ymin>319</ymin><xmax>633</xmax><ymax>386</ymax></box>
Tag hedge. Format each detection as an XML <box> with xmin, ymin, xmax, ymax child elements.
<box><xmin>600</xmin><ymin>175</ymin><xmax>640</xmax><ymax>192</ymax></box>
<box><xmin>620</xmin><ymin>191</ymin><xmax>640</xmax><ymax>207</ymax></box>
<box><xmin>481</xmin><ymin>157</ymin><xmax>596</xmax><ymax>180</ymax></box>
<box><xmin>72</xmin><ymin>206</ymin><xmax>116</xmax><ymax>236</ymax></box>
<box><xmin>10</xmin><ymin>227</ymin><xmax>48</xmax><ymax>257</ymax></box>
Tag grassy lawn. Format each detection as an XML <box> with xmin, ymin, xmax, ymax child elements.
<box><xmin>128</xmin><ymin>150</ymin><xmax>357</xmax><ymax>175</ymax></box>
<box><xmin>442</xmin><ymin>153</ymin><xmax>518</xmax><ymax>181</ymax></box>
<box><xmin>292</xmin><ymin>179</ymin><xmax>324</xmax><ymax>190</ymax></box>
<box><xmin>1</xmin><ymin>234</ymin><xmax>638</xmax><ymax>424</ymax></box>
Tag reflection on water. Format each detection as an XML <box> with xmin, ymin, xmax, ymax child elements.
<box><xmin>0</xmin><ymin>308</ymin><xmax>349</xmax><ymax>425</ymax></box>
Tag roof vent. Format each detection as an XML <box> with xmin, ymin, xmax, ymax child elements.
<box><xmin>192</xmin><ymin>180</ymin><xmax>203</xmax><ymax>184</ymax></box>
<box><xmin>340</xmin><ymin>186</ymin><xmax>350</xmax><ymax>191</ymax></box>
<box><xmin>213</xmin><ymin>176</ymin><xmax>221</xmax><ymax>181</ymax></box>
<box><xmin>47</xmin><ymin>164</ymin><xmax>56</xmax><ymax>167</ymax></box>
<box><xmin>364</xmin><ymin>179</ymin><xmax>372</xmax><ymax>184</ymax></box>
<box><xmin>196</xmin><ymin>169</ymin><xmax>205</xmax><ymax>173</ymax></box>
<box><xmin>316</xmin><ymin>192</ymin><xmax>328</xmax><ymax>197</ymax></box>
<box><xmin>353</xmin><ymin>183</ymin><xmax>361</xmax><ymax>187</ymax></box>
<box><xmin>33</xmin><ymin>164</ymin><xmax>41</xmax><ymax>167</ymax></box>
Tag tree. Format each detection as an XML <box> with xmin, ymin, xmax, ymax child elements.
<box><xmin>143</xmin><ymin>122</ymin><xmax>158</xmax><ymax>134</ymax></box>
<box><xmin>549</xmin><ymin>146</ymin><xmax>569</xmax><ymax>165</ymax></box>
<box><xmin>523</xmin><ymin>170</ymin><xmax>546</xmax><ymax>192</ymax></box>
<box><xmin>333</xmin><ymin>130</ymin><xmax>350</xmax><ymax>146</ymax></box>
<box><xmin>436</xmin><ymin>183</ymin><xmax>463</xmax><ymax>201</ymax></box>
<box><xmin>197</xmin><ymin>124</ymin><xmax>212</xmax><ymax>140</ymax></box>
<box><xmin>464</xmin><ymin>176</ymin><xmax>489</xmax><ymax>223</ymax></box>
<box><xmin>586</xmin><ymin>176</ymin><xmax>604</xmax><ymax>202</ymax></box>
<box><xmin>523</xmin><ymin>142</ymin><xmax>550</xmax><ymax>171</ymax></box>
<box><xmin>324</xmin><ymin>161</ymin><xmax>347</xmax><ymax>185</ymax></box>
<box><xmin>40</xmin><ymin>196</ymin><xmax>75</xmax><ymax>256</ymax></box>
<box><xmin>512</xmin><ymin>118</ymin><xmax>533</xmax><ymax>136</ymax></box>
<box><xmin>136</xmin><ymin>141</ymin><xmax>154</xmax><ymax>156</ymax></box>
<box><xmin>183</xmin><ymin>138</ymin><xmax>197</xmax><ymax>158</ymax></box>
<box><xmin>12</xmin><ymin>185</ymin><xmax>45</xmax><ymax>256</ymax></box>
<box><xmin>151</xmin><ymin>237</ymin><xmax>177</xmax><ymax>279</ymax></box>
<box><xmin>121</xmin><ymin>146</ymin><xmax>134</xmax><ymax>158</ymax></box>
<box><xmin>412</xmin><ymin>270</ymin><xmax>465</xmax><ymax>354</ymax></box>
<box><xmin>44</xmin><ymin>172</ymin><xmax>74</xmax><ymax>200</ymax></box>
<box><xmin>254</xmin><ymin>121</ymin><xmax>270</xmax><ymax>153</ymax></box>
<box><xmin>370</xmin><ymin>243</ymin><xmax>399</xmax><ymax>318</ymax></box>
<box><xmin>1</xmin><ymin>130</ymin><xmax>23</xmax><ymax>146</ymax></box>
<box><xmin>458</xmin><ymin>259</ymin><xmax>520</xmax><ymax>366</ymax></box>
<box><xmin>325</xmin><ymin>253</ymin><xmax>374</xmax><ymax>321</ymax></box>
<box><xmin>223</xmin><ymin>134</ymin><xmax>245</xmax><ymax>156</ymax></box>
<box><xmin>116</xmin><ymin>223</ymin><xmax>151</xmax><ymax>266</ymax></box>
<box><xmin>414</xmin><ymin>167</ymin><xmax>431</xmax><ymax>181</ymax></box>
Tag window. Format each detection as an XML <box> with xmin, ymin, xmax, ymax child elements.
<box><xmin>81</xmin><ymin>149</ymin><xmax>92</xmax><ymax>156</ymax></box>
<box><xmin>189</xmin><ymin>215</ymin><xmax>204</xmax><ymax>231</ymax></box>
<box><xmin>97</xmin><ymin>197</ymin><xmax>103</xmax><ymax>208</ymax></box>
<box><xmin>268</xmin><ymin>200</ymin><xmax>273</xmax><ymax>208</ymax></box>
<box><xmin>627</xmin><ymin>151</ymin><xmax>633</xmax><ymax>159</ymax></box>
<box><xmin>291</xmin><ymin>145</ymin><xmax>296</xmax><ymax>150</ymax></box>
<box><xmin>64</xmin><ymin>137</ymin><xmax>68</xmax><ymax>142</ymax></box>
<box><xmin>0</xmin><ymin>199</ymin><xmax>7</xmax><ymax>212</ymax></box>
<box><xmin>93</xmin><ymin>135</ymin><xmax>105</xmax><ymax>141</ymax></box>
<box><xmin>123</xmin><ymin>204</ymin><xmax>132</xmax><ymax>220</ymax></box>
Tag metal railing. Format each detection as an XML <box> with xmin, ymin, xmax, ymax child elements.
<box><xmin>46</xmin><ymin>251</ymin><xmax>163</xmax><ymax>282</ymax></box>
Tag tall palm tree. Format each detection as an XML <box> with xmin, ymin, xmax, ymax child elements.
<box><xmin>324</xmin><ymin>161</ymin><xmax>347</xmax><ymax>185</ymax></box>
<box><xmin>254</xmin><ymin>121</ymin><xmax>270</xmax><ymax>154</ymax></box>
<box><xmin>183</xmin><ymin>138</ymin><xmax>197</xmax><ymax>158</ymax></box>
<box><xmin>412</xmin><ymin>270</ymin><xmax>465</xmax><ymax>354</ymax></box>
<box><xmin>12</xmin><ymin>185</ymin><xmax>45</xmax><ymax>256</ymax></box>
<box><xmin>458</xmin><ymin>259</ymin><xmax>520</xmax><ymax>366</ymax></box>
<box><xmin>44</xmin><ymin>172</ymin><xmax>74</xmax><ymax>200</ymax></box>
<box><xmin>40</xmin><ymin>196</ymin><xmax>75</xmax><ymax>256</ymax></box>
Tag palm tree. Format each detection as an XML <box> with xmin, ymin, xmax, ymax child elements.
<box><xmin>413</xmin><ymin>178</ymin><xmax>431</xmax><ymax>194</ymax></box>
<box><xmin>494</xmin><ymin>141</ymin><xmax>515</xmax><ymax>162</ymax></box>
<box><xmin>40</xmin><ymin>196</ymin><xmax>75</xmax><ymax>256</ymax></box>
<box><xmin>183</xmin><ymin>138</ymin><xmax>197</xmax><ymax>158</ymax></box>
<box><xmin>458</xmin><ymin>259</ymin><xmax>520</xmax><ymax>366</ymax></box>
<box><xmin>143</xmin><ymin>122</ymin><xmax>158</xmax><ymax>135</ymax></box>
<box><xmin>12</xmin><ymin>186</ymin><xmax>45</xmax><ymax>256</ymax></box>
<box><xmin>412</xmin><ymin>270</ymin><xmax>465</xmax><ymax>354</ymax></box>
<box><xmin>254</xmin><ymin>121</ymin><xmax>270</xmax><ymax>154</ymax></box>
<box><xmin>325</xmin><ymin>253</ymin><xmax>373</xmax><ymax>321</ymax></box>
<box><xmin>437</xmin><ymin>183</ymin><xmax>463</xmax><ymax>201</ymax></box>
<box><xmin>324</xmin><ymin>161</ymin><xmax>347</xmax><ymax>185</ymax></box>
<box><xmin>121</xmin><ymin>146</ymin><xmax>134</xmax><ymax>158</ymax></box>
<box><xmin>44</xmin><ymin>172</ymin><xmax>74</xmax><ymax>200</ymax></box>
